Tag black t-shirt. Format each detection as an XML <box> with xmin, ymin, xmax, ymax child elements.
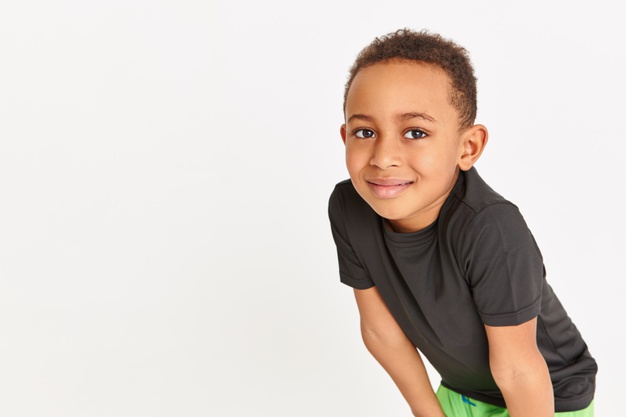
<box><xmin>328</xmin><ymin>167</ymin><xmax>597</xmax><ymax>411</ymax></box>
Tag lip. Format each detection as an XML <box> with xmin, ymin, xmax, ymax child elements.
<box><xmin>366</xmin><ymin>178</ymin><xmax>414</xmax><ymax>199</ymax></box>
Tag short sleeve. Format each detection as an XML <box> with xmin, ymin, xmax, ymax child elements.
<box><xmin>461</xmin><ymin>203</ymin><xmax>544</xmax><ymax>326</ymax></box>
<box><xmin>328</xmin><ymin>183</ymin><xmax>375</xmax><ymax>290</ymax></box>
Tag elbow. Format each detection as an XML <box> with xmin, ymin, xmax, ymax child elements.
<box><xmin>490</xmin><ymin>363</ymin><xmax>522</xmax><ymax>392</ymax></box>
<box><xmin>489</xmin><ymin>355</ymin><xmax>551</xmax><ymax>393</ymax></box>
<box><xmin>360</xmin><ymin>320</ymin><xmax>409</xmax><ymax>351</ymax></box>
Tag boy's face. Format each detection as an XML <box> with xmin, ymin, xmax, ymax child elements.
<box><xmin>341</xmin><ymin>60</ymin><xmax>470</xmax><ymax>233</ymax></box>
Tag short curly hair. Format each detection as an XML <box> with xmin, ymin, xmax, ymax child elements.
<box><xmin>343</xmin><ymin>29</ymin><xmax>477</xmax><ymax>130</ymax></box>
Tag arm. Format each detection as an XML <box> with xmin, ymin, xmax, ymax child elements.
<box><xmin>484</xmin><ymin>318</ymin><xmax>554</xmax><ymax>416</ymax></box>
<box><xmin>354</xmin><ymin>287</ymin><xmax>445</xmax><ymax>417</ymax></box>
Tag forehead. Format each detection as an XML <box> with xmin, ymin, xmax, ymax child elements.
<box><xmin>345</xmin><ymin>60</ymin><xmax>457</xmax><ymax>122</ymax></box>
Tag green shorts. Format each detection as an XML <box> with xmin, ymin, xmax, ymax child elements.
<box><xmin>436</xmin><ymin>385</ymin><xmax>594</xmax><ymax>417</ymax></box>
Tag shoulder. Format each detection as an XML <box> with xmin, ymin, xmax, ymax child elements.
<box><xmin>328</xmin><ymin>179</ymin><xmax>376</xmax><ymax>223</ymax></box>
<box><xmin>329</xmin><ymin>179</ymin><xmax>361</xmax><ymax>207</ymax></box>
<box><xmin>444</xmin><ymin>168</ymin><xmax>531</xmax><ymax>235</ymax></box>
<box><xmin>328</xmin><ymin>180</ymin><xmax>380</xmax><ymax>289</ymax></box>
<box><xmin>328</xmin><ymin>179</ymin><xmax>381</xmax><ymax>249</ymax></box>
<box><xmin>459</xmin><ymin>169</ymin><xmax>529</xmax><ymax>233</ymax></box>
<box><xmin>441</xmin><ymin>168</ymin><xmax>520</xmax><ymax>236</ymax></box>
<box><xmin>441</xmin><ymin>168</ymin><xmax>538</xmax><ymax>260</ymax></box>
<box><xmin>450</xmin><ymin>167</ymin><xmax>510</xmax><ymax>214</ymax></box>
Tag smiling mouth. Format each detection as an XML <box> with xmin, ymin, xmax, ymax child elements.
<box><xmin>368</xmin><ymin>180</ymin><xmax>413</xmax><ymax>186</ymax></box>
<box><xmin>366</xmin><ymin>179</ymin><xmax>414</xmax><ymax>198</ymax></box>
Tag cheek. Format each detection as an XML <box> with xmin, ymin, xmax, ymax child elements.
<box><xmin>409</xmin><ymin>150</ymin><xmax>456</xmax><ymax>179</ymax></box>
<box><xmin>345</xmin><ymin>147</ymin><xmax>367</xmax><ymax>173</ymax></box>
<box><xmin>429</xmin><ymin>144</ymin><xmax>460</xmax><ymax>169</ymax></box>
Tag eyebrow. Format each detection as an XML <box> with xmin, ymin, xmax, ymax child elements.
<box><xmin>397</xmin><ymin>112</ymin><xmax>436</xmax><ymax>123</ymax></box>
<box><xmin>347</xmin><ymin>112</ymin><xmax>436</xmax><ymax>124</ymax></box>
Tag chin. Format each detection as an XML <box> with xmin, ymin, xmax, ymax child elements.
<box><xmin>368</xmin><ymin>204</ymin><xmax>407</xmax><ymax>222</ymax></box>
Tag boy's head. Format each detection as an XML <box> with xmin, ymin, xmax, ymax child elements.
<box><xmin>343</xmin><ymin>29</ymin><xmax>477</xmax><ymax>130</ymax></box>
<box><xmin>340</xmin><ymin>29</ymin><xmax>487</xmax><ymax>233</ymax></box>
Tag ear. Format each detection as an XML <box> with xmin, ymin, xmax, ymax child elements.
<box><xmin>458</xmin><ymin>124</ymin><xmax>488</xmax><ymax>171</ymax></box>
<box><xmin>340</xmin><ymin>124</ymin><xmax>347</xmax><ymax>145</ymax></box>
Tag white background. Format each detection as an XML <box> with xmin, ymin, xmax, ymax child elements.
<box><xmin>1</xmin><ymin>0</ymin><xmax>624</xmax><ymax>416</ymax></box>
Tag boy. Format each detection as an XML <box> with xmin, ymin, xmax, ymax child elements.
<box><xmin>328</xmin><ymin>29</ymin><xmax>597</xmax><ymax>416</ymax></box>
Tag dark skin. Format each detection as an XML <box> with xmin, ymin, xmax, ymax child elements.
<box><xmin>342</xmin><ymin>60</ymin><xmax>553</xmax><ymax>416</ymax></box>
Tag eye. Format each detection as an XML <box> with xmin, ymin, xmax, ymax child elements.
<box><xmin>403</xmin><ymin>129</ymin><xmax>427</xmax><ymax>140</ymax></box>
<box><xmin>354</xmin><ymin>129</ymin><xmax>376</xmax><ymax>139</ymax></box>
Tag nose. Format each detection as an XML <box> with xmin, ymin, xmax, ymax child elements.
<box><xmin>370</xmin><ymin>135</ymin><xmax>401</xmax><ymax>169</ymax></box>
